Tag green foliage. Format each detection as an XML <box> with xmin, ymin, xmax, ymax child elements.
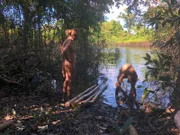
<box><xmin>121</xmin><ymin>117</ymin><xmax>133</xmax><ymax>134</ymax></box>
<box><xmin>93</xmin><ymin>20</ymin><xmax>153</xmax><ymax>44</ymax></box>
<box><xmin>118</xmin><ymin>0</ymin><xmax>180</xmax><ymax>109</ymax></box>
<box><xmin>143</xmin><ymin>52</ymin><xmax>173</xmax><ymax>82</ymax></box>
<box><xmin>118</xmin><ymin>10</ymin><xmax>136</xmax><ymax>34</ymax></box>
<box><xmin>141</xmin><ymin>88</ymin><xmax>155</xmax><ymax>101</ymax></box>
<box><xmin>114</xmin><ymin>0</ymin><xmax>180</xmax><ymax>108</ymax></box>
<box><xmin>0</xmin><ymin>0</ymin><xmax>114</xmax><ymax>94</ymax></box>
<box><xmin>143</xmin><ymin>1</ymin><xmax>180</xmax><ymax>72</ymax></box>
<box><xmin>112</xmin><ymin>117</ymin><xmax>133</xmax><ymax>135</ymax></box>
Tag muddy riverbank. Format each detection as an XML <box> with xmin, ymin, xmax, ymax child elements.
<box><xmin>0</xmin><ymin>90</ymin><xmax>179</xmax><ymax>135</ymax></box>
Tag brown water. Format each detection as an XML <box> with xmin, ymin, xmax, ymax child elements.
<box><xmin>100</xmin><ymin>46</ymin><xmax>151</xmax><ymax>107</ymax></box>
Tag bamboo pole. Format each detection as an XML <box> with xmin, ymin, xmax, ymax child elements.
<box><xmin>79</xmin><ymin>83</ymin><xmax>108</xmax><ymax>104</ymax></box>
<box><xmin>89</xmin><ymin>84</ymin><xmax>108</xmax><ymax>103</ymax></box>
<box><xmin>79</xmin><ymin>87</ymin><xmax>101</xmax><ymax>104</ymax></box>
<box><xmin>73</xmin><ymin>80</ymin><xmax>106</xmax><ymax>105</ymax></box>
<box><xmin>78</xmin><ymin>84</ymin><xmax>108</xmax><ymax>108</ymax></box>
<box><xmin>65</xmin><ymin>84</ymin><xmax>97</xmax><ymax>107</ymax></box>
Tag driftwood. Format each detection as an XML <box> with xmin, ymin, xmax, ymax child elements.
<box><xmin>0</xmin><ymin>120</ymin><xmax>14</xmax><ymax>131</ymax></box>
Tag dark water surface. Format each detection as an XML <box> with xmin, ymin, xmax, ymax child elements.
<box><xmin>100</xmin><ymin>46</ymin><xmax>151</xmax><ymax>107</ymax></box>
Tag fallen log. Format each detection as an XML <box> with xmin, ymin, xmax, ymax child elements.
<box><xmin>73</xmin><ymin>80</ymin><xmax>106</xmax><ymax>105</ymax></box>
<box><xmin>0</xmin><ymin>120</ymin><xmax>14</xmax><ymax>131</ymax></box>
<box><xmin>64</xmin><ymin>84</ymin><xmax>97</xmax><ymax>108</ymax></box>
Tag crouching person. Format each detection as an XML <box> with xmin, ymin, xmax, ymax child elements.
<box><xmin>115</xmin><ymin>64</ymin><xmax>139</xmax><ymax>109</ymax></box>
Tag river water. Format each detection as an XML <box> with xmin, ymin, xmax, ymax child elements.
<box><xmin>100</xmin><ymin>46</ymin><xmax>151</xmax><ymax>107</ymax></box>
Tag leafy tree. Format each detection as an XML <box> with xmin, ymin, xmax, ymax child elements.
<box><xmin>109</xmin><ymin>20</ymin><xmax>123</xmax><ymax>36</ymax></box>
<box><xmin>116</xmin><ymin>0</ymin><xmax>180</xmax><ymax>109</ymax></box>
<box><xmin>118</xmin><ymin>10</ymin><xmax>136</xmax><ymax>34</ymax></box>
<box><xmin>0</xmin><ymin>0</ymin><xmax>115</xmax><ymax>94</ymax></box>
<box><xmin>143</xmin><ymin>1</ymin><xmax>180</xmax><ymax>86</ymax></box>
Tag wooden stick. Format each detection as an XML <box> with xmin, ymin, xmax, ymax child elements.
<box><xmin>79</xmin><ymin>86</ymin><xmax>102</xmax><ymax>104</ymax></box>
<box><xmin>73</xmin><ymin>80</ymin><xmax>106</xmax><ymax>104</ymax></box>
<box><xmin>65</xmin><ymin>84</ymin><xmax>97</xmax><ymax>107</ymax></box>
<box><xmin>78</xmin><ymin>84</ymin><xmax>108</xmax><ymax>107</ymax></box>
<box><xmin>89</xmin><ymin>84</ymin><xmax>108</xmax><ymax>103</ymax></box>
<box><xmin>0</xmin><ymin>120</ymin><xmax>14</xmax><ymax>131</ymax></box>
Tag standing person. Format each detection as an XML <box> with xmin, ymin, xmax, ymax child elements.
<box><xmin>60</xmin><ymin>28</ymin><xmax>78</xmax><ymax>102</ymax></box>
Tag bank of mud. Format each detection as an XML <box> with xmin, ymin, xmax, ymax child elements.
<box><xmin>116</xmin><ymin>41</ymin><xmax>151</xmax><ymax>47</ymax></box>
<box><xmin>0</xmin><ymin>91</ymin><xmax>179</xmax><ymax>135</ymax></box>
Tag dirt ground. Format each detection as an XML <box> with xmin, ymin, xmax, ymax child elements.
<box><xmin>0</xmin><ymin>90</ymin><xmax>180</xmax><ymax>135</ymax></box>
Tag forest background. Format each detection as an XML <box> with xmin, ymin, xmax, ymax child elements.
<box><xmin>0</xmin><ymin>0</ymin><xmax>180</xmax><ymax>109</ymax></box>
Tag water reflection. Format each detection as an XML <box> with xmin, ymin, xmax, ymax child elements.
<box><xmin>100</xmin><ymin>46</ymin><xmax>151</xmax><ymax>107</ymax></box>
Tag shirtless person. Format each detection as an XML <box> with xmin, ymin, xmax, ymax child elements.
<box><xmin>61</xmin><ymin>28</ymin><xmax>78</xmax><ymax>101</ymax></box>
<box><xmin>115</xmin><ymin>63</ymin><xmax>139</xmax><ymax>108</ymax></box>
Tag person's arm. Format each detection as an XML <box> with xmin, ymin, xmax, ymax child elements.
<box><xmin>61</xmin><ymin>40</ymin><xmax>72</xmax><ymax>55</ymax></box>
<box><xmin>118</xmin><ymin>73</ymin><xmax>124</xmax><ymax>84</ymax></box>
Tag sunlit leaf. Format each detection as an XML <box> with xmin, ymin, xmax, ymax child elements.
<box><xmin>141</xmin><ymin>88</ymin><xmax>153</xmax><ymax>101</ymax></box>
<box><xmin>12</xmin><ymin>108</ymin><xmax>16</xmax><ymax>116</ymax></box>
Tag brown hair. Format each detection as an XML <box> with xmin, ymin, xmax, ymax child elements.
<box><xmin>65</xmin><ymin>28</ymin><xmax>78</xmax><ymax>37</ymax></box>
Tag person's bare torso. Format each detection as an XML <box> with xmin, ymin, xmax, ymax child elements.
<box><xmin>62</xmin><ymin>39</ymin><xmax>76</xmax><ymax>63</ymax></box>
<box><xmin>117</xmin><ymin>64</ymin><xmax>138</xmax><ymax>86</ymax></box>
